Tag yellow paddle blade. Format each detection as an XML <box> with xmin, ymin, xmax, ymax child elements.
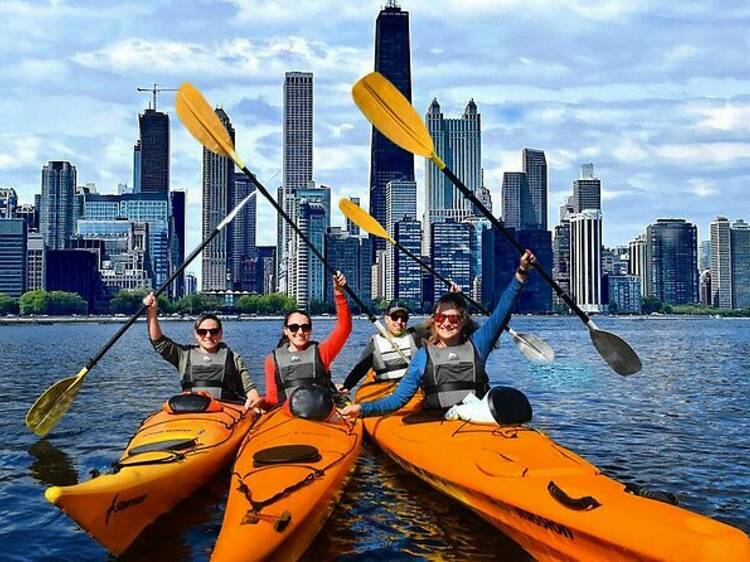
<box><xmin>25</xmin><ymin>368</ymin><xmax>88</xmax><ymax>437</ymax></box>
<box><xmin>176</xmin><ymin>83</ymin><xmax>245</xmax><ymax>169</ymax></box>
<box><xmin>338</xmin><ymin>198</ymin><xmax>394</xmax><ymax>243</ymax></box>
<box><xmin>352</xmin><ymin>72</ymin><xmax>440</xmax><ymax>164</ymax></box>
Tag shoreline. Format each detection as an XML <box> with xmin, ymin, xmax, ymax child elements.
<box><xmin>1</xmin><ymin>313</ymin><xmax>747</xmax><ymax>325</ymax></box>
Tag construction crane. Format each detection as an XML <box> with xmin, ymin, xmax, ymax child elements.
<box><xmin>137</xmin><ymin>84</ymin><xmax>178</xmax><ymax>111</ymax></box>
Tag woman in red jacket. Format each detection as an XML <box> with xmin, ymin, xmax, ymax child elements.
<box><xmin>261</xmin><ymin>272</ymin><xmax>352</xmax><ymax>408</ymax></box>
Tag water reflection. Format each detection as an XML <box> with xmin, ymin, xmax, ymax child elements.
<box><xmin>27</xmin><ymin>440</ymin><xmax>78</xmax><ymax>487</ymax></box>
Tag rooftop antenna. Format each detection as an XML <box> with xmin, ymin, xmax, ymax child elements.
<box><xmin>137</xmin><ymin>84</ymin><xmax>178</xmax><ymax>110</ymax></box>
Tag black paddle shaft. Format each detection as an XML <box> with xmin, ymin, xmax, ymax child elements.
<box><xmin>240</xmin><ymin>166</ymin><xmax>376</xmax><ymax>322</ymax></box>
<box><xmin>441</xmin><ymin>166</ymin><xmax>590</xmax><ymax>324</ymax></box>
<box><xmin>393</xmin><ymin>238</ymin><xmax>490</xmax><ymax>316</ymax></box>
<box><xmin>85</xmin><ymin>226</ymin><xmax>224</xmax><ymax>369</ymax></box>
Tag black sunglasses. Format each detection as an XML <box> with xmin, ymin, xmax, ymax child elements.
<box><xmin>196</xmin><ymin>327</ymin><xmax>221</xmax><ymax>337</ymax></box>
<box><xmin>389</xmin><ymin>312</ymin><xmax>409</xmax><ymax>322</ymax></box>
<box><xmin>286</xmin><ymin>323</ymin><xmax>312</xmax><ymax>333</ymax></box>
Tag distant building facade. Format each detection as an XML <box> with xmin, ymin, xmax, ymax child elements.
<box><xmin>646</xmin><ymin>219</ymin><xmax>698</xmax><ymax>305</ymax></box>
<box><xmin>0</xmin><ymin>218</ymin><xmax>27</xmax><ymax>297</ymax></box>
<box><xmin>41</xmin><ymin>161</ymin><xmax>77</xmax><ymax>250</ymax></box>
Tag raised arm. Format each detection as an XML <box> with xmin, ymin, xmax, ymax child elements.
<box><xmin>318</xmin><ymin>273</ymin><xmax>352</xmax><ymax>367</ymax></box>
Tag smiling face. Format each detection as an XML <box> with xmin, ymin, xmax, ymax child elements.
<box><xmin>194</xmin><ymin>318</ymin><xmax>222</xmax><ymax>353</ymax></box>
<box><xmin>385</xmin><ymin>310</ymin><xmax>409</xmax><ymax>336</ymax></box>
<box><xmin>432</xmin><ymin>303</ymin><xmax>465</xmax><ymax>346</ymax></box>
<box><xmin>284</xmin><ymin>312</ymin><xmax>312</xmax><ymax>351</ymax></box>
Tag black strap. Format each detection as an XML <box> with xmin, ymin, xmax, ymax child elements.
<box><xmin>547</xmin><ymin>481</ymin><xmax>601</xmax><ymax>511</ymax></box>
<box><xmin>423</xmin><ymin>380</ymin><xmax>480</xmax><ymax>393</ymax></box>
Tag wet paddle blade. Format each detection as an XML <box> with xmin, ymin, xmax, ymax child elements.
<box><xmin>25</xmin><ymin>370</ymin><xmax>87</xmax><ymax>437</ymax></box>
<box><xmin>352</xmin><ymin>72</ymin><xmax>435</xmax><ymax>159</ymax></box>
<box><xmin>176</xmin><ymin>83</ymin><xmax>244</xmax><ymax>168</ymax></box>
<box><xmin>509</xmin><ymin>331</ymin><xmax>556</xmax><ymax>364</ymax></box>
<box><xmin>589</xmin><ymin>325</ymin><xmax>642</xmax><ymax>375</ymax></box>
<box><xmin>338</xmin><ymin>198</ymin><xmax>393</xmax><ymax>242</ymax></box>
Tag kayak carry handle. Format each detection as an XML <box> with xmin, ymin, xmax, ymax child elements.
<box><xmin>547</xmin><ymin>481</ymin><xmax>602</xmax><ymax>511</ymax></box>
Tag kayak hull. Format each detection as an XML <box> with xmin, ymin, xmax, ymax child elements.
<box><xmin>45</xmin><ymin>398</ymin><xmax>256</xmax><ymax>555</ymax></box>
<box><xmin>356</xmin><ymin>376</ymin><xmax>750</xmax><ymax>562</ymax></box>
<box><xmin>211</xmin><ymin>407</ymin><xmax>363</xmax><ymax>562</ymax></box>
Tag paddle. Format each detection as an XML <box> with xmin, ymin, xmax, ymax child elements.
<box><xmin>175</xmin><ymin>83</ymin><xmax>409</xmax><ymax>363</ymax></box>
<box><xmin>338</xmin><ymin>198</ymin><xmax>555</xmax><ymax>364</ymax></box>
<box><xmin>25</xmin><ymin>192</ymin><xmax>258</xmax><ymax>437</ymax></box>
<box><xmin>351</xmin><ymin>72</ymin><xmax>641</xmax><ymax>376</ymax></box>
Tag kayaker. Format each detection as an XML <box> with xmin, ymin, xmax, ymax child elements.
<box><xmin>341</xmin><ymin>250</ymin><xmax>535</xmax><ymax>418</ymax></box>
<box><xmin>142</xmin><ymin>292</ymin><xmax>261</xmax><ymax>409</ymax></box>
<box><xmin>260</xmin><ymin>272</ymin><xmax>352</xmax><ymax>408</ymax></box>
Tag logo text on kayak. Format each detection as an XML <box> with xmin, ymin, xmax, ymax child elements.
<box><xmin>515</xmin><ymin>507</ymin><xmax>574</xmax><ymax>539</ymax></box>
<box><xmin>105</xmin><ymin>493</ymin><xmax>147</xmax><ymax>526</ymax></box>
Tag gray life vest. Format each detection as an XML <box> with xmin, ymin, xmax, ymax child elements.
<box><xmin>371</xmin><ymin>332</ymin><xmax>417</xmax><ymax>380</ymax></box>
<box><xmin>272</xmin><ymin>342</ymin><xmax>329</xmax><ymax>402</ymax></box>
<box><xmin>181</xmin><ymin>344</ymin><xmax>244</xmax><ymax>402</ymax></box>
<box><xmin>422</xmin><ymin>340</ymin><xmax>489</xmax><ymax>410</ymax></box>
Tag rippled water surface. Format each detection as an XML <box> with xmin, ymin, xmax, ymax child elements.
<box><xmin>1</xmin><ymin>316</ymin><xmax>748</xmax><ymax>561</ymax></box>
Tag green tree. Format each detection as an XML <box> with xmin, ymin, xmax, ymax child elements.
<box><xmin>236</xmin><ymin>294</ymin><xmax>261</xmax><ymax>314</ymax></box>
<box><xmin>0</xmin><ymin>293</ymin><xmax>19</xmax><ymax>315</ymax></box>
<box><xmin>174</xmin><ymin>293</ymin><xmax>222</xmax><ymax>314</ymax></box>
<box><xmin>641</xmin><ymin>296</ymin><xmax>663</xmax><ymax>314</ymax></box>
<box><xmin>256</xmin><ymin>293</ymin><xmax>296</xmax><ymax>314</ymax></box>
<box><xmin>110</xmin><ymin>289</ymin><xmax>171</xmax><ymax>314</ymax></box>
<box><xmin>372</xmin><ymin>297</ymin><xmax>388</xmax><ymax>313</ymax></box>
<box><xmin>20</xmin><ymin>290</ymin><xmax>87</xmax><ymax>315</ymax></box>
<box><xmin>308</xmin><ymin>299</ymin><xmax>332</xmax><ymax>315</ymax></box>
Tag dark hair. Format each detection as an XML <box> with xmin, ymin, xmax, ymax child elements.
<box><xmin>194</xmin><ymin>313</ymin><xmax>222</xmax><ymax>331</ymax></box>
<box><xmin>276</xmin><ymin>310</ymin><xmax>313</xmax><ymax>347</ymax></box>
<box><xmin>426</xmin><ymin>292</ymin><xmax>478</xmax><ymax>344</ymax></box>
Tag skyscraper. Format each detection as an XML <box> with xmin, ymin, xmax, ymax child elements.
<box><xmin>698</xmin><ymin>240</ymin><xmax>712</xmax><ymax>272</ymax></box>
<box><xmin>324</xmin><ymin>227</ymin><xmax>372</xmax><ymax>309</ymax></box>
<box><xmin>295</xmin><ymin>199</ymin><xmax>327</xmax><ymax>308</ymax></box>
<box><xmin>26</xmin><ymin>230</ymin><xmax>45</xmax><ymax>291</ymax></box>
<box><xmin>0</xmin><ymin>218</ymin><xmax>27</xmax><ymax>297</ymax></box>
<box><xmin>231</xmin><ymin>172</ymin><xmax>256</xmax><ymax>290</ymax></box>
<box><xmin>392</xmin><ymin>218</ymin><xmax>422</xmax><ymax>303</ymax></box>
<box><xmin>41</xmin><ymin>161</ymin><xmax>76</xmax><ymax>250</ymax></box>
<box><xmin>572</xmin><ymin>164</ymin><xmax>601</xmax><ymax>212</ymax></box>
<box><xmin>731</xmin><ymin>219</ymin><xmax>750</xmax><ymax>309</ymax></box>
<box><xmin>0</xmin><ymin>187</ymin><xmax>18</xmax><ymax>218</ymax></box>
<box><xmin>135</xmin><ymin>109</ymin><xmax>169</xmax><ymax>195</ymax></box>
<box><xmin>424</xmin><ymin>98</ymin><xmax>481</xmax><ymax>255</ymax></box>
<box><xmin>345</xmin><ymin>196</ymin><xmax>361</xmax><ymax>236</ymax></box>
<box><xmin>431</xmin><ymin>220</ymin><xmax>473</xmax><ymax>297</ymax></box>
<box><xmin>501</xmin><ymin>172</ymin><xmax>526</xmax><ymax>230</ymax></box>
<box><xmin>570</xmin><ymin>209</ymin><xmax>603</xmax><ymax>313</ymax></box>
<box><xmin>710</xmin><ymin>216</ymin><xmax>732</xmax><ymax>309</ymax></box>
<box><xmin>646</xmin><ymin>219</ymin><xmax>698</xmax><ymax>305</ymax></box>
<box><xmin>522</xmin><ymin>148</ymin><xmax>548</xmax><ymax>230</ymax></box>
<box><xmin>202</xmin><ymin>108</ymin><xmax>235</xmax><ymax>291</ymax></box>
<box><xmin>169</xmin><ymin>190</ymin><xmax>186</xmax><ymax>298</ymax></box>
<box><xmin>385</xmin><ymin>179</ymin><xmax>417</xmax><ymax>234</ymax></box>
<box><xmin>278</xmin><ymin>71</ymin><xmax>314</xmax><ymax>291</ymax></box>
<box><xmin>628</xmin><ymin>234</ymin><xmax>649</xmax><ymax>298</ymax></box>
<box><xmin>369</xmin><ymin>1</ymin><xmax>414</xmax><ymax>261</ymax></box>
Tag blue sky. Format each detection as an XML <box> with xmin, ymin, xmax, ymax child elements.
<box><xmin>1</xmin><ymin>0</ymin><xmax>749</xmax><ymax>262</ymax></box>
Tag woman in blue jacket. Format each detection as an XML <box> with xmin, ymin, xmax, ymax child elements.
<box><xmin>341</xmin><ymin>250</ymin><xmax>535</xmax><ymax>418</ymax></box>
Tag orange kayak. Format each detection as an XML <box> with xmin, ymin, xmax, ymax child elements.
<box><xmin>45</xmin><ymin>395</ymin><xmax>257</xmax><ymax>555</ymax></box>
<box><xmin>356</xmin><ymin>374</ymin><xmax>750</xmax><ymax>561</ymax></box>
<box><xmin>212</xmin><ymin>405</ymin><xmax>363</xmax><ymax>561</ymax></box>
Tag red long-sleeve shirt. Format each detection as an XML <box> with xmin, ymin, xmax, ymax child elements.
<box><xmin>261</xmin><ymin>293</ymin><xmax>351</xmax><ymax>408</ymax></box>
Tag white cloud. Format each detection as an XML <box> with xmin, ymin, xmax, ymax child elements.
<box><xmin>688</xmin><ymin>179</ymin><xmax>717</xmax><ymax>198</ymax></box>
<box><xmin>694</xmin><ymin>103</ymin><xmax>750</xmax><ymax>132</ymax></box>
<box><xmin>654</xmin><ymin>142</ymin><xmax>750</xmax><ymax>163</ymax></box>
<box><xmin>613</xmin><ymin>139</ymin><xmax>650</xmax><ymax>162</ymax></box>
<box><xmin>0</xmin><ymin>135</ymin><xmax>42</xmax><ymax>170</ymax></box>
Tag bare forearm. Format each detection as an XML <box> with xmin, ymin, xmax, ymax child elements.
<box><xmin>146</xmin><ymin>310</ymin><xmax>163</xmax><ymax>341</ymax></box>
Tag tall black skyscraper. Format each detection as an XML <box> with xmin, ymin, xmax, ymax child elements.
<box><xmin>169</xmin><ymin>190</ymin><xmax>186</xmax><ymax>299</ymax></box>
<box><xmin>522</xmin><ymin>148</ymin><xmax>547</xmax><ymax>230</ymax></box>
<box><xmin>369</xmin><ymin>1</ymin><xmax>414</xmax><ymax>261</ymax></box>
<box><xmin>136</xmin><ymin>109</ymin><xmax>169</xmax><ymax>195</ymax></box>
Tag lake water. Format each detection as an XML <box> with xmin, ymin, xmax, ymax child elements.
<box><xmin>0</xmin><ymin>316</ymin><xmax>748</xmax><ymax>560</ymax></box>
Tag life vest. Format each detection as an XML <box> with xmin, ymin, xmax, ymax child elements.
<box><xmin>181</xmin><ymin>344</ymin><xmax>244</xmax><ymax>402</ymax></box>
<box><xmin>272</xmin><ymin>342</ymin><xmax>329</xmax><ymax>402</ymax></box>
<box><xmin>371</xmin><ymin>332</ymin><xmax>417</xmax><ymax>380</ymax></box>
<box><xmin>422</xmin><ymin>340</ymin><xmax>489</xmax><ymax>410</ymax></box>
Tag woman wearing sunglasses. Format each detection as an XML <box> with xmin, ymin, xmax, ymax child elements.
<box><xmin>341</xmin><ymin>250</ymin><xmax>535</xmax><ymax>419</ymax></box>
<box><xmin>142</xmin><ymin>292</ymin><xmax>261</xmax><ymax>410</ymax></box>
<box><xmin>260</xmin><ymin>272</ymin><xmax>352</xmax><ymax>408</ymax></box>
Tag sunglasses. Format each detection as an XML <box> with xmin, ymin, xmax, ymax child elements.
<box><xmin>196</xmin><ymin>327</ymin><xmax>221</xmax><ymax>337</ymax></box>
<box><xmin>389</xmin><ymin>312</ymin><xmax>409</xmax><ymax>322</ymax></box>
<box><xmin>434</xmin><ymin>312</ymin><xmax>462</xmax><ymax>326</ymax></box>
<box><xmin>286</xmin><ymin>323</ymin><xmax>312</xmax><ymax>333</ymax></box>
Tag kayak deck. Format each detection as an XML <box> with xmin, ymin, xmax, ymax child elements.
<box><xmin>356</xmin><ymin>377</ymin><xmax>750</xmax><ymax>561</ymax></box>
<box><xmin>212</xmin><ymin>407</ymin><xmax>363</xmax><ymax>562</ymax></box>
<box><xmin>45</xmin><ymin>399</ymin><xmax>256</xmax><ymax>555</ymax></box>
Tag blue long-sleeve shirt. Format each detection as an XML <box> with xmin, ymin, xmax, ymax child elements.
<box><xmin>360</xmin><ymin>276</ymin><xmax>525</xmax><ymax>417</ymax></box>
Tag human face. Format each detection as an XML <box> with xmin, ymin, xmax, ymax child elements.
<box><xmin>194</xmin><ymin>319</ymin><xmax>222</xmax><ymax>352</ymax></box>
<box><xmin>385</xmin><ymin>311</ymin><xmax>409</xmax><ymax>336</ymax></box>
<box><xmin>284</xmin><ymin>312</ymin><xmax>312</xmax><ymax>350</ymax></box>
<box><xmin>433</xmin><ymin>304</ymin><xmax>465</xmax><ymax>346</ymax></box>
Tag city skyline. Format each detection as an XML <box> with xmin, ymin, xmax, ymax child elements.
<box><xmin>1</xmin><ymin>1</ymin><xmax>749</xmax><ymax>268</ymax></box>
